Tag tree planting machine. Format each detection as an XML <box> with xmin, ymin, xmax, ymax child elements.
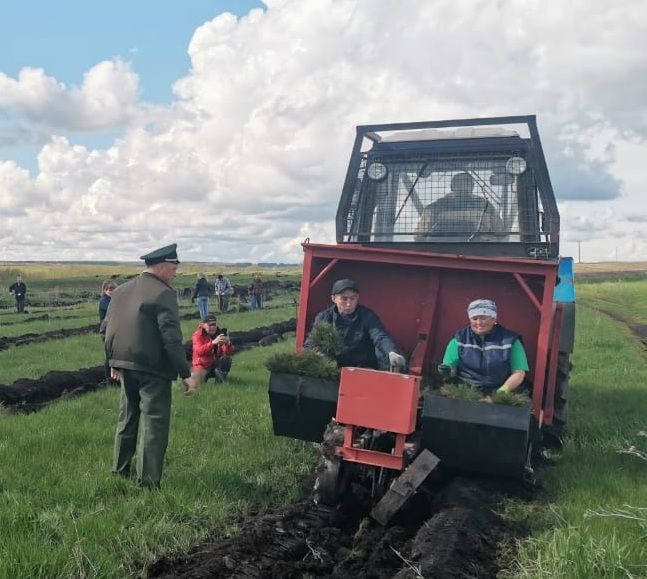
<box><xmin>269</xmin><ymin>116</ymin><xmax>575</xmax><ymax>523</ymax></box>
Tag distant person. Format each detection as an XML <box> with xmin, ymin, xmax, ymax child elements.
<box><xmin>441</xmin><ymin>299</ymin><xmax>529</xmax><ymax>397</ymax></box>
<box><xmin>248</xmin><ymin>274</ymin><xmax>264</xmax><ymax>310</ymax></box>
<box><xmin>304</xmin><ymin>278</ymin><xmax>406</xmax><ymax>371</ymax></box>
<box><xmin>415</xmin><ymin>172</ymin><xmax>504</xmax><ymax>240</ymax></box>
<box><xmin>191</xmin><ymin>273</ymin><xmax>210</xmax><ymax>319</ymax></box>
<box><xmin>99</xmin><ymin>280</ymin><xmax>117</xmax><ymax>323</ymax></box>
<box><xmin>104</xmin><ymin>243</ymin><xmax>198</xmax><ymax>489</ymax></box>
<box><xmin>9</xmin><ymin>276</ymin><xmax>27</xmax><ymax>313</ymax></box>
<box><xmin>191</xmin><ymin>314</ymin><xmax>235</xmax><ymax>385</ymax></box>
<box><xmin>214</xmin><ymin>274</ymin><xmax>233</xmax><ymax>313</ymax></box>
<box><xmin>99</xmin><ymin>280</ymin><xmax>118</xmax><ymax>381</ymax></box>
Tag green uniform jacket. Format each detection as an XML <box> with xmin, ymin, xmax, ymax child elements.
<box><xmin>104</xmin><ymin>272</ymin><xmax>191</xmax><ymax>380</ymax></box>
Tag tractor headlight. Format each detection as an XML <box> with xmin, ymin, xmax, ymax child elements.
<box><xmin>367</xmin><ymin>162</ymin><xmax>388</xmax><ymax>181</ymax></box>
<box><xmin>505</xmin><ymin>156</ymin><xmax>527</xmax><ymax>176</ymax></box>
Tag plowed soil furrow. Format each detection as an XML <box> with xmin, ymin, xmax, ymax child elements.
<box><xmin>148</xmin><ymin>474</ymin><xmax>531</xmax><ymax>578</ymax></box>
<box><xmin>0</xmin><ymin>320</ymin><xmax>296</xmax><ymax>413</ymax></box>
<box><xmin>0</xmin><ymin>323</ymin><xmax>101</xmax><ymax>350</ymax></box>
<box><xmin>0</xmin><ymin>318</ymin><xmax>296</xmax><ymax>352</ymax></box>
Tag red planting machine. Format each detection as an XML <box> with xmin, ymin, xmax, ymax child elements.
<box><xmin>269</xmin><ymin>116</ymin><xmax>575</xmax><ymax>523</ymax></box>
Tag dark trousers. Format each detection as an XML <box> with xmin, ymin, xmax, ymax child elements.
<box><xmin>15</xmin><ymin>296</ymin><xmax>26</xmax><ymax>313</ymax></box>
<box><xmin>217</xmin><ymin>294</ymin><xmax>229</xmax><ymax>313</ymax></box>
<box><xmin>113</xmin><ymin>369</ymin><xmax>172</xmax><ymax>487</ymax></box>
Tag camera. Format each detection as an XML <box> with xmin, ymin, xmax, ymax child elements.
<box><xmin>218</xmin><ymin>328</ymin><xmax>228</xmax><ymax>337</ymax></box>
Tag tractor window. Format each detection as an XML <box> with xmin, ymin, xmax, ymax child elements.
<box><xmin>347</xmin><ymin>152</ymin><xmax>543</xmax><ymax>244</ymax></box>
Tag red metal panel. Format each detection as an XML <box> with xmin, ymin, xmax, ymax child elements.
<box><xmin>408</xmin><ymin>272</ymin><xmax>440</xmax><ymax>376</ymax></box>
<box><xmin>336</xmin><ymin>368</ymin><xmax>420</xmax><ymax>434</ymax></box>
<box><xmin>339</xmin><ymin>435</ymin><xmax>406</xmax><ymax>470</ymax></box>
<box><xmin>296</xmin><ymin>248</ymin><xmax>314</xmax><ymax>351</ymax></box>
<box><xmin>541</xmin><ymin>303</ymin><xmax>563</xmax><ymax>426</ymax></box>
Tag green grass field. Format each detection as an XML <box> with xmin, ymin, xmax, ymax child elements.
<box><xmin>577</xmin><ymin>278</ymin><xmax>647</xmax><ymax>326</ymax></box>
<box><xmin>0</xmin><ymin>341</ymin><xmax>316</xmax><ymax>578</ymax></box>
<box><xmin>503</xmin><ymin>300</ymin><xmax>647</xmax><ymax>577</ymax></box>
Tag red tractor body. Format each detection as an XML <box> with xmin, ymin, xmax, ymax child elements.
<box><xmin>269</xmin><ymin>116</ymin><xmax>574</xmax><ymax>512</ymax></box>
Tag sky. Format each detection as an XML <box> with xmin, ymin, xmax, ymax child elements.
<box><xmin>1</xmin><ymin>0</ymin><xmax>646</xmax><ymax>264</ymax></box>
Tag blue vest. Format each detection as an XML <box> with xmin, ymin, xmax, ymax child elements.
<box><xmin>455</xmin><ymin>325</ymin><xmax>519</xmax><ymax>393</ymax></box>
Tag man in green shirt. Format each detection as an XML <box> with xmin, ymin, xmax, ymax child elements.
<box><xmin>441</xmin><ymin>299</ymin><xmax>529</xmax><ymax>396</ymax></box>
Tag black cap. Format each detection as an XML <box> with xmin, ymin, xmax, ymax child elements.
<box><xmin>331</xmin><ymin>278</ymin><xmax>359</xmax><ymax>294</ymax></box>
<box><xmin>202</xmin><ymin>314</ymin><xmax>218</xmax><ymax>324</ymax></box>
<box><xmin>140</xmin><ymin>243</ymin><xmax>180</xmax><ymax>266</ymax></box>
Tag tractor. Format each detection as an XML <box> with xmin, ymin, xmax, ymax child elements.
<box><xmin>269</xmin><ymin>116</ymin><xmax>575</xmax><ymax>523</ymax></box>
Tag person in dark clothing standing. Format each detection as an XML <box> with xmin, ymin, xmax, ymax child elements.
<box><xmin>304</xmin><ymin>278</ymin><xmax>406</xmax><ymax>371</ymax></box>
<box><xmin>99</xmin><ymin>280</ymin><xmax>118</xmax><ymax>380</ymax></box>
<box><xmin>104</xmin><ymin>244</ymin><xmax>198</xmax><ymax>488</ymax></box>
<box><xmin>192</xmin><ymin>273</ymin><xmax>210</xmax><ymax>319</ymax></box>
<box><xmin>9</xmin><ymin>276</ymin><xmax>27</xmax><ymax>313</ymax></box>
<box><xmin>99</xmin><ymin>280</ymin><xmax>117</xmax><ymax>322</ymax></box>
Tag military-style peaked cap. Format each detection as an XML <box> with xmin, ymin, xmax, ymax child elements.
<box><xmin>140</xmin><ymin>243</ymin><xmax>180</xmax><ymax>266</ymax></box>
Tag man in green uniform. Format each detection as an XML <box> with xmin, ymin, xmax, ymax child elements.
<box><xmin>104</xmin><ymin>243</ymin><xmax>198</xmax><ymax>488</ymax></box>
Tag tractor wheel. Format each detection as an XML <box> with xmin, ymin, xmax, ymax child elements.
<box><xmin>545</xmin><ymin>352</ymin><xmax>572</xmax><ymax>447</ymax></box>
<box><xmin>313</xmin><ymin>457</ymin><xmax>345</xmax><ymax>506</ymax></box>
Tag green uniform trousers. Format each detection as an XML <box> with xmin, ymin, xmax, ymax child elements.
<box><xmin>113</xmin><ymin>369</ymin><xmax>172</xmax><ymax>488</ymax></box>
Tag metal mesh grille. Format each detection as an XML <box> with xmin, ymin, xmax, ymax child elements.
<box><xmin>345</xmin><ymin>151</ymin><xmax>543</xmax><ymax>243</ymax></box>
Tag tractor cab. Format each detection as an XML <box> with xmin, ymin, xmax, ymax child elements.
<box><xmin>336</xmin><ymin>116</ymin><xmax>559</xmax><ymax>260</ymax></box>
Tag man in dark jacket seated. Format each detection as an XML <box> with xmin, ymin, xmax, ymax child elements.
<box><xmin>304</xmin><ymin>278</ymin><xmax>406</xmax><ymax>371</ymax></box>
<box><xmin>441</xmin><ymin>299</ymin><xmax>529</xmax><ymax>396</ymax></box>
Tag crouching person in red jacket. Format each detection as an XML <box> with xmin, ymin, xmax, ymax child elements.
<box><xmin>191</xmin><ymin>314</ymin><xmax>235</xmax><ymax>386</ymax></box>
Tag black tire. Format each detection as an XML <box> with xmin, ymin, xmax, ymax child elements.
<box><xmin>544</xmin><ymin>352</ymin><xmax>571</xmax><ymax>446</ymax></box>
<box><xmin>313</xmin><ymin>458</ymin><xmax>345</xmax><ymax>506</ymax></box>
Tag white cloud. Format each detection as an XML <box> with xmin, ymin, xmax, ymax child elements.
<box><xmin>0</xmin><ymin>59</ymin><xmax>140</xmax><ymax>131</ymax></box>
<box><xmin>0</xmin><ymin>0</ymin><xmax>646</xmax><ymax>262</ymax></box>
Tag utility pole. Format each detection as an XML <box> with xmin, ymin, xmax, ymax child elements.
<box><xmin>577</xmin><ymin>240</ymin><xmax>581</xmax><ymax>263</ymax></box>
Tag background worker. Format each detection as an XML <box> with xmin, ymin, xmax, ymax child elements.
<box><xmin>441</xmin><ymin>298</ymin><xmax>529</xmax><ymax>396</ymax></box>
<box><xmin>248</xmin><ymin>274</ymin><xmax>263</xmax><ymax>310</ymax></box>
<box><xmin>9</xmin><ymin>276</ymin><xmax>27</xmax><ymax>313</ymax></box>
<box><xmin>304</xmin><ymin>278</ymin><xmax>406</xmax><ymax>371</ymax></box>
<box><xmin>104</xmin><ymin>243</ymin><xmax>197</xmax><ymax>489</ymax></box>
<box><xmin>214</xmin><ymin>273</ymin><xmax>233</xmax><ymax>313</ymax></box>
<box><xmin>99</xmin><ymin>280</ymin><xmax>117</xmax><ymax>323</ymax></box>
<box><xmin>192</xmin><ymin>272</ymin><xmax>210</xmax><ymax>319</ymax></box>
<box><xmin>98</xmin><ymin>279</ymin><xmax>118</xmax><ymax>380</ymax></box>
<box><xmin>191</xmin><ymin>314</ymin><xmax>235</xmax><ymax>385</ymax></box>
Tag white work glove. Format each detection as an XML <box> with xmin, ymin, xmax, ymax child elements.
<box><xmin>388</xmin><ymin>352</ymin><xmax>407</xmax><ymax>372</ymax></box>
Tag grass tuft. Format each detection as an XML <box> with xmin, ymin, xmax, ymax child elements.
<box><xmin>265</xmin><ymin>349</ymin><xmax>340</xmax><ymax>381</ymax></box>
<box><xmin>307</xmin><ymin>322</ymin><xmax>346</xmax><ymax>358</ymax></box>
<box><xmin>439</xmin><ymin>382</ymin><xmax>483</xmax><ymax>401</ymax></box>
<box><xmin>490</xmin><ymin>390</ymin><xmax>529</xmax><ymax>407</ymax></box>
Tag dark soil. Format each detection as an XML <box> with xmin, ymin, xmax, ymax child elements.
<box><xmin>148</xmin><ymin>473</ymin><xmax>532</xmax><ymax>578</ymax></box>
<box><xmin>0</xmin><ymin>366</ymin><xmax>108</xmax><ymax>413</ymax></box>
<box><xmin>0</xmin><ymin>323</ymin><xmax>101</xmax><ymax>351</ymax></box>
